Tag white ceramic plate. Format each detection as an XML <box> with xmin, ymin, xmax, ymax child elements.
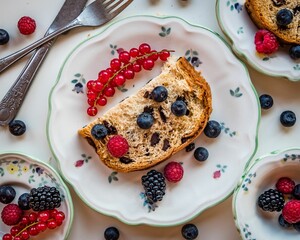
<box><xmin>0</xmin><ymin>152</ymin><xmax>73</xmax><ymax>240</ymax></box>
<box><xmin>233</xmin><ymin>148</ymin><xmax>300</xmax><ymax>240</ymax></box>
<box><xmin>216</xmin><ymin>0</ymin><xmax>300</xmax><ymax>81</ymax></box>
<box><xmin>47</xmin><ymin>15</ymin><xmax>260</xmax><ymax>226</ymax></box>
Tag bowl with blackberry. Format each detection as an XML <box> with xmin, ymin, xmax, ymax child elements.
<box><xmin>233</xmin><ymin>148</ymin><xmax>300</xmax><ymax>240</ymax></box>
<box><xmin>0</xmin><ymin>152</ymin><xmax>73</xmax><ymax>240</ymax></box>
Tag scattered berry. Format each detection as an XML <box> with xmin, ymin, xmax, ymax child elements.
<box><xmin>204</xmin><ymin>120</ymin><xmax>221</xmax><ymax>138</ymax></box>
<box><xmin>289</xmin><ymin>45</ymin><xmax>300</xmax><ymax>59</ymax></box>
<box><xmin>185</xmin><ymin>142</ymin><xmax>195</xmax><ymax>152</ymax></box>
<box><xmin>1</xmin><ymin>204</ymin><xmax>23</xmax><ymax>226</ymax></box>
<box><xmin>104</xmin><ymin>226</ymin><xmax>120</xmax><ymax>240</ymax></box>
<box><xmin>141</xmin><ymin>169</ymin><xmax>166</xmax><ymax>203</ymax></box>
<box><xmin>8</xmin><ymin>120</ymin><xmax>26</xmax><ymax>136</ymax></box>
<box><xmin>171</xmin><ymin>100</ymin><xmax>187</xmax><ymax>117</ymax></box>
<box><xmin>257</xmin><ymin>189</ymin><xmax>285</xmax><ymax>212</ymax></box>
<box><xmin>163</xmin><ymin>162</ymin><xmax>184</xmax><ymax>183</ymax></box>
<box><xmin>280</xmin><ymin>110</ymin><xmax>296</xmax><ymax>127</ymax></box>
<box><xmin>107</xmin><ymin>135</ymin><xmax>129</xmax><ymax>158</ymax></box>
<box><xmin>0</xmin><ymin>29</ymin><xmax>9</xmax><ymax>45</ymax></box>
<box><xmin>91</xmin><ymin>124</ymin><xmax>108</xmax><ymax>140</ymax></box>
<box><xmin>151</xmin><ymin>86</ymin><xmax>168</xmax><ymax>102</ymax></box>
<box><xmin>292</xmin><ymin>184</ymin><xmax>300</xmax><ymax>199</ymax></box>
<box><xmin>282</xmin><ymin>200</ymin><xmax>300</xmax><ymax>223</ymax></box>
<box><xmin>137</xmin><ymin>112</ymin><xmax>154</xmax><ymax>129</ymax></box>
<box><xmin>17</xmin><ymin>16</ymin><xmax>36</xmax><ymax>35</ymax></box>
<box><xmin>181</xmin><ymin>223</ymin><xmax>199</xmax><ymax>240</ymax></box>
<box><xmin>293</xmin><ymin>221</ymin><xmax>300</xmax><ymax>232</ymax></box>
<box><xmin>259</xmin><ymin>94</ymin><xmax>273</xmax><ymax>110</ymax></box>
<box><xmin>29</xmin><ymin>186</ymin><xmax>62</xmax><ymax>211</ymax></box>
<box><xmin>0</xmin><ymin>186</ymin><xmax>16</xmax><ymax>204</ymax></box>
<box><xmin>278</xmin><ymin>214</ymin><xmax>292</xmax><ymax>228</ymax></box>
<box><xmin>254</xmin><ymin>29</ymin><xmax>279</xmax><ymax>54</ymax></box>
<box><xmin>18</xmin><ymin>193</ymin><xmax>30</xmax><ymax>210</ymax></box>
<box><xmin>276</xmin><ymin>9</ymin><xmax>293</xmax><ymax>27</ymax></box>
<box><xmin>194</xmin><ymin>147</ymin><xmax>209</xmax><ymax>161</ymax></box>
<box><xmin>276</xmin><ymin>177</ymin><xmax>295</xmax><ymax>194</ymax></box>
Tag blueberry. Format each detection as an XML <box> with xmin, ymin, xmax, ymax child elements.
<box><xmin>293</xmin><ymin>221</ymin><xmax>300</xmax><ymax>232</ymax></box>
<box><xmin>18</xmin><ymin>193</ymin><xmax>30</xmax><ymax>210</ymax></box>
<box><xmin>259</xmin><ymin>94</ymin><xmax>273</xmax><ymax>110</ymax></box>
<box><xmin>185</xmin><ymin>143</ymin><xmax>195</xmax><ymax>152</ymax></box>
<box><xmin>289</xmin><ymin>45</ymin><xmax>300</xmax><ymax>60</ymax></box>
<box><xmin>104</xmin><ymin>226</ymin><xmax>120</xmax><ymax>240</ymax></box>
<box><xmin>278</xmin><ymin>214</ymin><xmax>291</xmax><ymax>228</ymax></box>
<box><xmin>137</xmin><ymin>112</ymin><xmax>154</xmax><ymax>129</ymax></box>
<box><xmin>292</xmin><ymin>184</ymin><xmax>300</xmax><ymax>199</ymax></box>
<box><xmin>194</xmin><ymin>147</ymin><xmax>209</xmax><ymax>161</ymax></box>
<box><xmin>276</xmin><ymin>9</ymin><xmax>293</xmax><ymax>27</ymax></box>
<box><xmin>204</xmin><ymin>120</ymin><xmax>221</xmax><ymax>138</ymax></box>
<box><xmin>0</xmin><ymin>29</ymin><xmax>9</xmax><ymax>45</ymax></box>
<box><xmin>151</xmin><ymin>86</ymin><xmax>168</xmax><ymax>102</ymax></box>
<box><xmin>0</xmin><ymin>186</ymin><xmax>16</xmax><ymax>204</ymax></box>
<box><xmin>8</xmin><ymin>120</ymin><xmax>26</xmax><ymax>136</ymax></box>
<box><xmin>181</xmin><ymin>223</ymin><xmax>199</xmax><ymax>240</ymax></box>
<box><xmin>280</xmin><ymin>110</ymin><xmax>296</xmax><ymax>127</ymax></box>
<box><xmin>171</xmin><ymin>100</ymin><xmax>187</xmax><ymax>117</ymax></box>
<box><xmin>91</xmin><ymin>124</ymin><xmax>108</xmax><ymax>140</ymax></box>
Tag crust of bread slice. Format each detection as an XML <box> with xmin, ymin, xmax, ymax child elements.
<box><xmin>245</xmin><ymin>0</ymin><xmax>300</xmax><ymax>44</ymax></box>
<box><xmin>78</xmin><ymin>56</ymin><xmax>212</xmax><ymax>172</ymax></box>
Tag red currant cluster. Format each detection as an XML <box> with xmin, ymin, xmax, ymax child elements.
<box><xmin>2</xmin><ymin>209</ymin><xmax>65</xmax><ymax>240</ymax></box>
<box><xmin>86</xmin><ymin>43</ymin><xmax>172</xmax><ymax>116</ymax></box>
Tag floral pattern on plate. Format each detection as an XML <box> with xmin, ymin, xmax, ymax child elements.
<box><xmin>216</xmin><ymin>0</ymin><xmax>300</xmax><ymax>81</ymax></box>
<box><xmin>47</xmin><ymin>15</ymin><xmax>259</xmax><ymax>226</ymax></box>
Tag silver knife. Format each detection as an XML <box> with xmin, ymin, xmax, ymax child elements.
<box><xmin>0</xmin><ymin>0</ymin><xmax>88</xmax><ymax>126</ymax></box>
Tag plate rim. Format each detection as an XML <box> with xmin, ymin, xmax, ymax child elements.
<box><xmin>46</xmin><ymin>14</ymin><xmax>261</xmax><ymax>227</ymax></box>
<box><xmin>0</xmin><ymin>150</ymin><xmax>74</xmax><ymax>240</ymax></box>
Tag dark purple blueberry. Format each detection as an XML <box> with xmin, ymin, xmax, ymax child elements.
<box><xmin>104</xmin><ymin>227</ymin><xmax>120</xmax><ymax>240</ymax></box>
<box><xmin>292</xmin><ymin>184</ymin><xmax>300</xmax><ymax>199</ymax></box>
<box><xmin>0</xmin><ymin>29</ymin><xmax>9</xmax><ymax>45</ymax></box>
<box><xmin>18</xmin><ymin>193</ymin><xmax>30</xmax><ymax>210</ymax></box>
<box><xmin>151</xmin><ymin>86</ymin><xmax>168</xmax><ymax>102</ymax></box>
<box><xmin>91</xmin><ymin>124</ymin><xmax>108</xmax><ymax>140</ymax></box>
<box><xmin>204</xmin><ymin>120</ymin><xmax>221</xmax><ymax>138</ymax></box>
<box><xmin>9</xmin><ymin>120</ymin><xmax>26</xmax><ymax>136</ymax></box>
<box><xmin>0</xmin><ymin>185</ymin><xmax>16</xmax><ymax>204</ymax></box>
<box><xmin>289</xmin><ymin>45</ymin><xmax>300</xmax><ymax>60</ymax></box>
<box><xmin>259</xmin><ymin>94</ymin><xmax>273</xmax><ymax>110</ymax></box>
<box><xmin>276</xmin><ymin>9</ymin><xmax>293</xmax><ymax>27</ymax></box>
<box><xmin>293</xmin><ymin>221</ymin><xmax>300</xmax><ymax>232</ymax></box>
<box><xmin>171</xmin><ymin>100</ymin><xmax>187</xmax><ymax>117</ymax></box>
<box><xmin>194</xmin><ymin>147</ymin><xmax>209</xmax><ymax>161</ymax></box>
<box><xmin>185</xmin><ymin>143</ymin><xmax>195</xmax><ymax>152</ymax></box>
<box><xmin>280</xmin><ymin>110</ymin><xmax>296</xmax><ymax>127</ymax></box>
<box><xmin>137</xmin><ymin>112</ymin><xmax>154</xmax><ymax>129</ymax></box>
<box><xmin>181</xmin><ymin>223</ymin><xmax>199</xmax><ymax>240</ymax></box>
<box><xmin>278</xmin><ymin>214</ymin><xmax>291</xmax><ymax>228</ymax></box>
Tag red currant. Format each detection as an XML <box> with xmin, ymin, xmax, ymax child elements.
<box><xmin>14</xmin><ymin>236</ymin><xmax>22</xmax><ymax>240</ymax></box>
<box><xmin>142</xmin><ymin>59</ymin><xmax>155</xmax><ymax>70</ymax></box>
<box><xmin>124</xmin><ymin>69</ymin><xmax>134</xmax><ymax>79</ymax></box>
<box><xmin>28</xmin><ymin>226</ymin><xmax>39</xmax><ymax>236</ymax></box>
<box><xmin>56</xmin><ymin>220</ymin><xmax>63</xmax><ymax>226</ymax></box>
<box><xmin>129</xmin><ymin>47</ymin><xmax>139</xmax><ymax>57</ymax></box>
<box><xmin>21</xmin><ymin>230</ymin><xmax>30</xmax><ymax>240</ymax></box>
<box><xmin>98</xmin><ymin>70</ymin><xmax>110</xmax><ymax>84</ymax></box>
<box><xmin>110</xmin><ymin>58</ymin><xmax>121</xmax><ymax>70</ymax></box>
<box><xmin>38</xmin><ymin>210</ymin><xmax>50</xmax><ymax>222</ymax></box>
<box><xmin>87</xmin><ymin>106</ymin><xmax>98</xmax><ymax>116</ymax></box>
<box><xmin>96</xmin><ymin>96</ymin><xmax>107</xmax><ymax>106</ymax></box>
<box><xmin>49</xmin><ymin>209</ymin><xmax>58</xmax><ymax>218</ymax></box>
<box><xmin>87</xmin><ymin>98</ymin><xmax>95</xmax><ymax>106</ymax></box>
<box><xmin>2</xmin><ymin>234</ymin><xmax>13</xmax><ymax>240</ymax></box>
<box><xmin>20</xmin><ymin>216</ymin><xmax>30</xmax><ymax>225</ymax></box>
<box><xmin>119</xmin><ymin>51</ymin><xmax>131</xmax><ymax>63</ymax></box>
<box><xmin>139</xmin><ymin>43</ymin><xmax>151</xmax><ymax>54</ymax></box>
<box><xmin>87</xmin><ymin>90</ymin><xmax>97</xmax><ymax>100</ymax></box>
<box><xmin>114</xmin><ymin>74</ymin><xmax>126</xmax><ymax>86</ymax></box>
<box><xmin>54</xmin><ymin>211</ymin><xmax>66</xmax><ymax>222</ymax></box>
<box><xmin>47</xmin><ymin>220</ymin><xmax>57</xmax><ymax>229</ymax></box>
<box><xmin>159</xmin><ymin>50</ymin><xmax>170</xmax><ymax>61</ymax></box>
<box><xmin>36</xmin><ymin>222</ymin><xmax>47</xmax><ymax>232</ymax></box>
<box><xmin>28</xmin><ymin>212</ymin><xmax>38</xmax><ymax>223</ymax></box>
<box><xmin>10</xmin><ymin>226</ymin><xmax>20</xmax><ymax>236</ymax></box>
<box><xmin>103</xmin><ymin>87</ymin><xmax>115</xmax><ymax>97</ymax></box>
<box><xmin>92</xmin><ymin>81</ymin><xmax>104</xmax><ymax>92</ymax></box>
<box><xmin>86</xmin><ymin>80</ymin><xmax>95</xmax><ymax>90</ymax></box>
<box><xmin>132</xmin><ymin>63</ymin><xmax>142</xmax><ymax>72</ymax></box>
<box><xmin>149</xmin><ymin>50</ymin><xmax>159</xmax><ymax>61</ymax></box>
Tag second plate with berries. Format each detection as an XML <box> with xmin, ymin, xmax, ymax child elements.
<box><xmin>233</xmin><ymin>148</ymin><xmax>300</xmax><ymax>239</ymax></box>
<box><xmin>0</xmin><ymin>152</ymin><xmax>73</xmax><ymax>240</ymax></box>
<box><xmin>216</xmin><ymin>0</ymin><xmax>300</xmax><ymax>81</ymax></box>
<box><xmin>47</xmin><ymin>15</ymin><xmax>260</xmax><ymax>226</ymax></box>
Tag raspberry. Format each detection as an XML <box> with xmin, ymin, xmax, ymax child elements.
<box><xmin>1</xmin><ymin>204</ymin><xmax>23</xmax><ymax>226</ymax></box>
<box><xmin>107</xmin><ymin>135</ymin><xmax>129</xmax><ymax>158</ymax></box>
<box><xmin>163</xmin><ymin>161</ymin><xmax>184</xmax><ymax>183</ymax></box>
<box><xmin>282</xmin><ymin>200</ymin><xmax>300</xmax><ymax>223</ymax></box>
<box><xmin>17</xmin><ymin>16</ymin><xmax>36</xmax><ymax>35</ymax></box>
<box><xmin>254</xmin><ymin>29</ymin><xmax>279</xmax><ymax>54</ymax></box>
<box><xmin>276</xmin><ymin>177</ymin><xmax>295</xmax><ymax>194</ymax></box>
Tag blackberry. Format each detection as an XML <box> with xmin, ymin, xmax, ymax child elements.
<box><xmin>29</xmin><ymin>186</ymin><xmax>62</xmax><ymax>211</ymax></box>
<box><xmin>141</xmin><ymin>169</ymin><xmax>166</xmax><ymax>203</ymax></box>
<box><xmin>257</xmin><ymin>189</ymin><xmax>285</xmax><ymax>212</ymax></box>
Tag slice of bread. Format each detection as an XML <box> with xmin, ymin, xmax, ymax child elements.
<box><xmin>245</xmin><ymin>0</ymin><xmax>300</xmax><ymax>44</ymax></box>
<box><xmin>78</xmin><ymin>56</ymin><xmax>212</xmax><ymax>172</ymax></box>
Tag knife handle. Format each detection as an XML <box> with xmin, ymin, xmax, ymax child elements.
<box><xmin>0</xmin><ymin>40</ymin><xmax>54</xmax><ymax>126</ymax></box>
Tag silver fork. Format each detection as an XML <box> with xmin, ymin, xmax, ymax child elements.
<box><xmin>0</xmin><ymin>0</ymin><xmax>133</xmax><ymax>74</ymax></box>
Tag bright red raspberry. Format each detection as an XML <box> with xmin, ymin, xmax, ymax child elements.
<box><xmin>254</xmin><ymin>29</ymin><xmax>279</xmax><ymax>54</ymax></box>
<box><xmin>163</xmin><ymin>161</ymin><xmax>184</xmax><ymax>183</ymax></box>
<box><xmin>282</xmin><ymin>200</ymin><xmax>300</xmax><ymax>223</ymax></box>
<box><xmin>276</xmin><ymin>177</ymin><xmax>295</xmax><ymax>194</ymax></box>
<box><xmin>17</xmin><ymin>16</ymin><xmax>36</xmax><ymax>35</ymax></box>
<box><xmin>1</xmin><ymin>204</ymin><xmax>23</xmax><ymax>226</ymax></box>
<box><xmin>107</xmin><ymin>135</ymin><xmax>129</xmax><ymax>158</ymax></box>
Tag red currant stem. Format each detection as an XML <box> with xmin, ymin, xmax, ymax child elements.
<box><xmin>92</xmin><ymin>49</ymin><xmax>175</xmax><ymax>108</ymax></box>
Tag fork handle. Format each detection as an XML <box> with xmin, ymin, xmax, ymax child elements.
<box><xmin>0</xmin><ymin>19</ymin><xmax>79</xmax><ymax>74</ymax></box>
<box><xmin>0</xmin><ymin>40</ymin><xmax>56</xmax><ymax>126</ymax></box>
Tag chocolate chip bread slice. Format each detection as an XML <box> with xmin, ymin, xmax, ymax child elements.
<box><xmin>245</xmin><ymin>0</ymin><xmax>300</xmax><ymax>44</ymax></box>
<box><xmin>78</xmin><ymin>56</ymin><xmax>212</xmax><ymax>172</ymax></box>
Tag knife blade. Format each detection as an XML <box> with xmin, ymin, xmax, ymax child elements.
<box><xmin>0</xmin><ymin>0</ymin><xmax>88</xmax><ymax>126</ymax></box>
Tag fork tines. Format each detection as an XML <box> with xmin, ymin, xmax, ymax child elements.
<box><xmin>104</xmin><ymin>0</ymin><xmax>133</xmax><ymax>16</ymax></box>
